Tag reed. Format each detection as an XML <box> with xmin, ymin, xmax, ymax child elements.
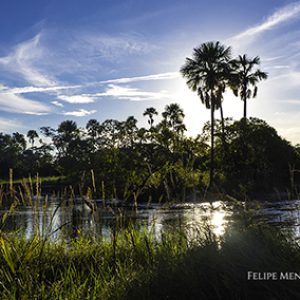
<box><xmin>1</xmin><ymin>177</ymin><xmax>300</xmax><ymax>299</ymax></box>
<box><xmin>0</xmin><ymin>211</ymin><xmax>300</xmax><ymax>299</ymax></box>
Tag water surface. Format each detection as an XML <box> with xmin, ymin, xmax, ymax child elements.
<box><xmin>1</xmin><ymin>198</ymin><xmax>300</xmax><ymax>240</ymax></box>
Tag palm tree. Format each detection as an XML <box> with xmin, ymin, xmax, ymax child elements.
<box><xmin>143</xmin><ymin>107</ymin><xmax>158</xmax><ymax>128</ymax></box>
<box><xmin>86</xmin><ymin>119</ymin><xmax>100</xmax><ymax>140</ymax></box>
<box><xmin>180</xmin><ymin>41</ymin><xmax>232</xmax><ymax>187</ymax></box>
<box><xmin>162</xmin><ymin>103</ymin><xmax>185</xmax><ymax>132</ymax></box>
<box><xmin>123</xmin><ymin>116</ymin><xmax>138</xmax><ymax>147</ymax></box>
<box><xmin>231</xmin><ymin>54</ymin><xmax>268</xmax><ymax>119</ymax></box>
<box><xmin>55</xmin><ymin>120</ymin><xmax>79</xmax><ymax>154</ymax></box>
<box><xmin>86</xmin><ymin>119</ymin><xmax>101</xmax><ymax>151</ymax></box>
<box><xmin>27</xmin><ymin>130</ymin><xmax>39</xmax><ymax>148</ymax></box>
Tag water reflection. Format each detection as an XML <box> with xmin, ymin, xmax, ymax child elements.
<box><xmin>1</xmin><ymin>199</ymin><xmax>300</xmax><ymax>241</ymax></box>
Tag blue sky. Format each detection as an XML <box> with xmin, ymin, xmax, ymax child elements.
<box><xmin>1</xmin><ymin>0</ymin><xmax>300</xmax><ymax>143</ymax></box>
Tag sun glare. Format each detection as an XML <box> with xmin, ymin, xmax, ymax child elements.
<box><xmin>167</xmin><ymin>79</ymin><xmax>244</xmax><ymax>137</ymax></box>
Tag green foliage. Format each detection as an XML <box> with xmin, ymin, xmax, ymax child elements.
<box><xmin>0</xmin><ymin>103</ymin><xmax>210</xmax><ymax>202</ymax></box>
<box><xmin>214</xmin><ymin>118</ymin><xmax>299</xmax><ymax>193</ymax></box>
<box><xmin>1</xmin><ymin>104</ymin><xmax>300</xmax><ymax>199</ymax></box>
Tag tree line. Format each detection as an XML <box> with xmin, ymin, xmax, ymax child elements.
<box><xmin>0</xmin><ymin>107</ymin><xmax>299</xmax><ymax>200</ymax></box>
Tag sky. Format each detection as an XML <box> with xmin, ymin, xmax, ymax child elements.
<box><xmin>1</xmin><ymin>0</ymin><xmax>300</xmax><ymax>144</ymax></box>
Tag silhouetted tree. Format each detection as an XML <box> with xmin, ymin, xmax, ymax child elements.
<box><xmin>162</xmin><ymin>103</ymin><xmax>185</xmax><ymax>132</ymax></box>
<box><xmin>143</xmin><ymin>107</ymin><xmax>158</xmax><ymax>129</ymax></box>
<box><xmin>231</xmin><ymin>54</ymin><xmax>268</xmax><ymax>119</ymax></box>
<box><xmin>180</xmin><ymin>41</ymin><xmax>232</xmax><ymax>187</ymax></box>
<box><xmin>27</xmin><ymin>130</ymin><xmax>39</xmax><ymax>148</ymax></box>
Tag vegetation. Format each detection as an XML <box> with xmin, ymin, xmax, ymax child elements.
<box><xmin>1</xmin><ymin>208</ymin><xmax>300</xmax><ymax>299</ymax></box>
<box><xmin>0</xmin><ymin>112</ymin><xmax>299</xmax><ymax>200</ymax></box>
<box><xmin>0</xmin><ymin>36</ymin><xmax>299</xmax><ymax>298</ymax></box>
<box><xmin>230</xmin><ymin>54</ymin><xmax>268</xmax><ymax>119</ymax></box>
<box><xmin>180</xmin><ymin>41</ymin><xmax>232</xmax><ymax>187</ymax></box>
<box><xmin>1</xmin><ymin>40</ymin><xmax>294</xmax><ymax>200</ymax></box>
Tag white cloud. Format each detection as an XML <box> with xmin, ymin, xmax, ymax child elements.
<box><xmin>232</xmin><ymin>2</ymin><xmax>300</xmax><ymax>40</ymax></box>
<box><xmin>92</xmin><ymin>84</ymin><xmax>172</xmax><ymax>101</ymax></box>
<box><xmin>63</xmin><ymin>109</ymin><xmax>97</xmax><ymax>117</ymax></box>
<box><xmin>271</xmin><ymin>65</ymin><xmax>290</xmax><ymax>69</ymax></box>
<box><xmin>0</xmin><ymin>72</ymin><xmax>179</xmax><ymax>97</ymax></box>
<box><xmin>101</xmin><ymin>72</ymin><xmax>180</xmax><ymax>84</ymax></box>
<box><xmin>0</xmin><ymin>93</ymin><xmax>51</xmax><ymax>115</ymax></box>
<box><xmin>0</xmin><ymin>34</ymin><xmax>56</xmax><ymax>86</ymax></box>
<box><xmin>80</xmin><ymin>33</ymin><xmax>158</xmax><ymax>61</ymax></box>
<box><xmin>0</xmin><ymin>84</ymin><xmax>82</xmax><ymax>95</ymax></box>
<box><xmin>51</xmin><ymin>101</ymin><xmax>64</xmax><ymax>107</ymax></box>
<box><xmin>263</xmin><ymin>55</ymin><xmax>285</xmax><ymax>62</ymax></box>
<box><xmin>58</xmin><ymin>95</ymin><xmax>95</xmax><ymax>103</ymax></box>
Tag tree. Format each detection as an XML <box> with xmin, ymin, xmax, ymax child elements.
<box><xmin>55</xmin><ymin>120</ymin><xmax>79</xmax><ymax>153</ymax></box>
<box><xmin>143</xmin><ymin>107</ymin><xmax>158</xmax><ymax>129</ymax></box>
<box><xmin>86</xmin><ymin>119</ymin><xmax>100</xmax><ymax>140</ymax></box>
<box><xmin>123</xmin><ymin>116</ymin><xmax>138</xmax><ymax>148</ymax></box>
<box><xmin>231</xmin><ymin>54</ymin><xmax>268</xmax><ymax>119</ymax></box>
<box><xmin>12</xmin><ymin>132</ymin><xmax>27</xmax><ymax>152</ymax></box>
<box><xmin>27</xmin><ymin>130</ymin><xmax>39</xmax><ymax>148</ymax></box>
<box><xmin>218</xmin><ymin>118</ymin><xmax>296</xmax><ymax>192</ymax></box>
<box><xmin>86</xmin><ymin>119</ymin><xmax>101</xmax><ymax>152</ymax></box>
<box><xmin>162</xmin><ymin>103</ymin><xmax>185</xmax><ymax>133</ymax></box>
<box><xmin>100</xmin><ymin>119</ymin><xmax>120</xmax><ymax>149</ymax></box>
<box><xmin>180</xmin><ymin>41</ymin><xmax>232</xmax><ymax>187</ymax></box>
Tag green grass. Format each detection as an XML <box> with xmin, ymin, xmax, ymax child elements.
<box><xmin>0</xmin><ymin>181</ymin><xmax>300</xmax><ymax>299</ymax></box>
<box><xmin>1</xmin><ymin>221</ymin><xmax>300</xmax><ymax>299</ymax></box>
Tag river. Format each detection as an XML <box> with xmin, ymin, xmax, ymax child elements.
<box><xmin>1</xmin><ymin>198</ymin><xmax>300</xmax><ymax>241</ymax></box>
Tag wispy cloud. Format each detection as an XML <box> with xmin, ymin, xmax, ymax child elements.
<box><xmin>101</xmin><ymin>72</ymin><xmax>180</xmax><ymax>84</ymax></box>
<box><xmin>58</xmin><ymin>95</ymin><xmax>95</xmax><ymax>103</ymax></box>
<box><xmin>263</xmin><ymin>55</ymin><xmax>285</xmax><ymax>62</ymax></box>
<box><xmin>1</xmin><ymin>71</ymin><xmax>179</xmax><ymax>98</ymax></box>
<box><xmin>0</xmin><ymin>34</ymin><xmax>56</xmax><ymax>86</ymax></box>
<box><xmin>0</xmin><ymin>84</ymin><xmax>81</xmax><ymax>95</ymax></box>
<box><xmin>79</xmin><ymin>33</ymin><xmax>158</xmax><ymax>62</ymax></box>
<box><xmin>232</xmin><ymin>2</ymin><xmax>300</xmax><ymax>40</ymax></box>
<box><xmin>91</xmin><ymin>84</ymin><xmax>172</xmax><ymax>101</ymax></box>
<box><xmin>51</xmin><ymin>101</ymin><xmax>64</xmax><ymax>107</ymax></box>
<box><xmin>63</xmin><ymin>109</ymin><xmax>97</xmax><ymax>117</ymax></box>
<box><xmin>0</xmin><ymin>93</ymin><xmax>51</xmax><ymax>115</ymax></box>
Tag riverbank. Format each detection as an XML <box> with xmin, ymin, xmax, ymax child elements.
<box><xmin>1</xmin><ymin>218</ymin><xmax>300</xmax><ymax>299</ymax></box>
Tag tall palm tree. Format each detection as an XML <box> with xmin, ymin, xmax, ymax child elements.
<box><xmin>180</xmin><ymin>41</ymin><xmax>232</xmax><ymax>187</ymax></box>
<box><xmin>143</xmin><ymin>107</ymin><xmax>158</xmax><ymax>128</ymax></box>
<box><xmin>55</xmin><ymin>120</ymin><xmax>79</xmax><ymax>154</ymax></box>
<box><xmin>123</xmin><ymin>116</ymin><xmax>138</xmax><ymax>147</ymax></box>
<box><xmin>86</xmin><ymin>119</ymin><xmax>100</xmax><ymax>139</ymax></box>
<box><xmin>86</xmin><ymin>119</ymin><xmax>101</xmax><ymax>152</ymax></box>
<box><xmin>27</xmin><ymin>130</ymin><xmax>39</xmax><ymax>148</ymax></box>
<box><xmin>231</xmin><ymin>54</ymin><xmax>268</xmax><ymax>119</ymax></box>
<box><xmin>162</xmin><ymin>103</ymin><xmax>185</xmax><ymax>132</ymax></box>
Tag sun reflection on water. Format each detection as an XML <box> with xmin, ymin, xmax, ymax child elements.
<box><xmin>182</xmin><ymin>201</ymin><xmax>231</xmax><ymax>240</ymax></box>
<box><xmin>210</xmin><ymin>210</ymin><xmax>227</xmax><ymax>236</ymax></box>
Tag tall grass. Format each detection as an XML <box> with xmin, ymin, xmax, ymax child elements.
<box><xmin>1</xmin><ymin>175</ymin><xmax>300</xmax><ymax>299</ymax></box>
<box><xmin>1</xmin><ymin>213</ymin><xmax>300</xmax><ymax>299</ymax></box>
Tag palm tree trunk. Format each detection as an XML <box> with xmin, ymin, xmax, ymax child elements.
<box><xmin>243</xmin><ymin>97</ymin><xmax>247</xmax><ymax>119</ymax></box>
<box><xmin>220</xmin><ymin>103</ymin><xmax>226</xmax><ymax>148</ymax></box>
<box><xmin>242</xmin><ymin>83</ymin><xmax>247</xmax><ymax>119</ymax></box>
<box><xmin>209</xmin><ymin>104</ymin><xmax>215</xmax><ymax>189</ymax></box>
